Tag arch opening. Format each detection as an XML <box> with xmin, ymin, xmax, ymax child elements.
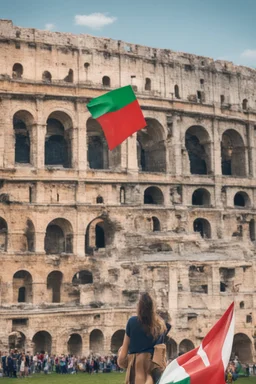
<box><xmin>90</xmin><ymin>329</ymin><xmax>104</xmax><ymax>353</ymax></box>
<box><xmin>87</xmin><ymin>118</ymin><xmax>110</xmax><ymax>170</ymax></box>
<box><xmin>179</xmin><ymin>339</ymin><xmax>195</xmax><ymax>354</ymax></box>
<box><xmin>13</xmin><ymin>270</ymin><xmax>33</xmax><ymax>303</ymax></box>
<box><xmin>9</xmin><ymin>331</ymin><xmax>26</xmax><ymax>350</ymax></box>
<box><xmin>13</xmin><ymin>110</ymin><xmax>33</xmax><ymax>164</ymax></box>
<box><xmin>193</xmin><ymin>218</ymin><xmax>211</xmax><ymax>238</ymax></box>
<box><xmin>234</xmin><ymin>192</ymin><xmax>250</xmax><ymax>208</ymax></box>
<box><xmin>68</xmin><ymin>333</ymin><xmax>82</xmax><ymax>356</ymax></box>
<box><xmin>144</xmin><ymin>187</ymin><xmax>164</xmax><ymax>205</ymax></box>
<box><xmin>42</xmin><ymin>71</ymin><xmax>52</xmax><ymax>83</ymax></box>
<box><xmin>32</xmin><ymin>331</ymin><xmax>52</xmax><ymax>354</ymax></box>
<box><xmin>174</xmin><ymin>85</ymin><xmax>180</xmax><ymax>99</ymax></box>
<box><xmin>44</xmin><ymin>218</ymin><xmax>73</xmax><ymax>254</ymax></box>
<box><xmin>85</xmin><ymin>217</ymin><xmax>110</xmax><ymax>255</ymax></box>
<box><xmin>12</xmin><ymin>63</ymin><xmax>23</xmax><ymax>79</ymax></box>
<box><xmin>167</xmin><ymin>338</ymin><xmax>177</xmax><ymax>360</ymax></box>
<box><xmin>185</xmin><ymin>126</ymin><xmax>211</xmax><ymax>175</ymax></box>
<box><xmin>137</xmin><ymin>118</ymin><xmax>166</xmax><ymax>172</ymax></box>
<box><xmin>72</xmin><ymin>270</ymin><xmax>93</xmax><ymax>285</ymax></box>
<box><xmin>221</xmin><ymin>129</ymin><xmax>246</xmax><ymax>176</ymax></box>
<box><xmin>152</xmin><ymin>216</ymin><xmax>161</xmax><ymax>231</ymax></box>
<box><xmin>0</xmin><ymin>217</ymin><xmax>8</xmax><ymax>251</ymax></box>
<box><xmin>192</xmin><ymin>188</ymin><xmax>211</xmax><ymax>206</ymax></box>
<box><xmin>47</xmin><ymin>271</ymin><xmax>63</xmax><ymax>303</ymax></box>
<box><xmin>232</xmin><ymin>333</ymin><xmax>252</xmax><ymax>363</ymax></box>
<box><xmin>249</xmin><ymin>219</ymin><xmax>255</xmax><ymax>241</ymax></box>
<box><xmin>102</xmin><ymin>76</ymin><xmax>110</xmax><ymax>87</ymax></box>
<box><xmin>145</xmin><ymin>78</ymin><xmax>151</xmax><ymax>91</ymax></box>
<box><xmin>111</xmin><ymin>330</ymin><xmax>125</xmax><ymax>353</ymax></box>
<box><xmin>45</xmin><ymin>112</ymin><xmax>73</xmax><ymax>168</ymax></box>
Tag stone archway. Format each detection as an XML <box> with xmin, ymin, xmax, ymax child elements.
<box><xmin>32</xmin><ymin>331</ymin><xmax>52</xmax><ymax>354</ymax></box>
<box><xmin>232</xmin><ymin>333</ymin><xmax>252</xmax><ymax>363</ymax></box>
<box><xmin>179</xmin><ymin>339</ymin><xmax>195</xmax><ymax>354</ymax></box>
<box><xmin>90</xmin><ymin>329</ymin><xmax>104</xmax><ymax>353</ymax></box>
<box><xmin>68</xmin><ymin>333</ymin><xmax>82</xmax><ymax>356</ymax></box>
<box><xmin>111</xmin><ymin>330</ymin><xmax>125</xmax><ymax>353</ymax></box>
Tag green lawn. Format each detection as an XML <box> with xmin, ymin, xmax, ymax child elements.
<box><xmin>0</xmin><ymin>372</ymin><xmax>125</xmax><ymax>384</ymax></box>
<box><xmin>0</xmin><ymin>373</ymin><xmax>255</xmax><ymax>384</ymax></box>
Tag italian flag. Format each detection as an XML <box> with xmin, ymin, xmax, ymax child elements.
<box><xmin>160</xmin><ymin>302</ymin><xmax>235</xmax><ymax>384</ymax></box>
<box><xmin>87</xmin><ymin>85</ymin><xmax>146</xmax><ymax>150</ymax></box>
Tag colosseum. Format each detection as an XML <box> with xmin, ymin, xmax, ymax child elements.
<box><xmin>0</xmin><ymin>18</ymin><xmax>255</xmax><ymax>362</ymax></box>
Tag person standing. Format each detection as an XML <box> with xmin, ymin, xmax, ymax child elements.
<box><xmin>118</xmin><ymin>292</ymin><xmax>168</xmax><ymax>384</ymax></box>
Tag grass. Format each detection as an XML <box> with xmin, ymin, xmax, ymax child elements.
<box><xmin>0</xmin><ymin>373</ymin><xmax>256</xmax><ymax>384</ymax></box>
<box><xmin>0</xmin><ymin>372</ymin><xmax>125</xmax><ymax>384</ymax></box>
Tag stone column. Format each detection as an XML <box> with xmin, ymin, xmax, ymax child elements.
<box><xmin>3</xmin><ymin>113</ymin><xmax>15</xmax><ymax>168</ymax></box>
<box><xmin>77</xmin><ymin>107</ymin><xmax>89</xmax><ymax>171</ymax></box>
<box><xmin>210</xmin><ymin>266</ymin><xmax>221</xmax><ymax>310</ymax></box>
<box><xmin>35</xmin><ymin>124</ymin><xmax>47</xmax><ymax>169</ymax></box>
<box><xmin>247</xmin><ymin>123</ymin><xmax>255</xmax><ymax>177</ymax></box>
<box><xmin>168</xmin><ymin>264</ymin><xmax>178</xmax><ymax>314</ymax></box>
<box><xmin>35</xmin><ymin>231</ymin><xmax>46</xmax><ymax>253</ymax></box>
<box><xmin>127</xmin><ymin>134</ymin><xmax>138</xmax><ymax>172</ymax></box>
<box><xmin>212</xmin><ymin>119</ymin><xmax>222</xmax><ymax>176</ymax></box>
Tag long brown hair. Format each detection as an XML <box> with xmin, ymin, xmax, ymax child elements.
<box><xmin>137</xmin><ymin>292</ymin><xmax>166</xmax><ymax>339</ymax></box>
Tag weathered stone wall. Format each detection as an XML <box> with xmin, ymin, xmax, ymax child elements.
<box><xmin>0</xmin><ymin>19</ymin><xmax>256</xmax><ymax>362</ymax></box>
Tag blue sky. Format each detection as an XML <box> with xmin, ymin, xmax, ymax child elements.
<box><xmin>1</xmin><ymin>0</ymin><xmax>256</xmax><ymax>67</ymax></box>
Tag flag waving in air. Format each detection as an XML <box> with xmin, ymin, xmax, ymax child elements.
<box><xmin>160</xmin><ymin>302</ymin><xmax>235</xmax><ymax>384</ymax></box>
<box><xmin>87</xmin><ymin>85</ymin><xmax>146</xmax><ymax>150</ymax></box>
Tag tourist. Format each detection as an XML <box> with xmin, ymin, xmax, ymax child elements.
<box><xmin>118</xmin><ymin>292</ymin><xmax>168</xmax><ymax>384</ymax></box>
<box><xmin>19</xmin><ymin>354</ymin><xmax>26</xmax><ymax>378</ymax></box>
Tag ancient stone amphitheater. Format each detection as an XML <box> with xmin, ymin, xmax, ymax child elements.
<box><xmin>0</xmin><ymin>19</ymin><xmax>255</xmax><ymax>362</ymax></box>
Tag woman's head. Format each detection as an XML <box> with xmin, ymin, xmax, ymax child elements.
<box><xmin>137</xmin><ymin>292</ymin><xmax>166</xmax><ymax>339</ymax></box>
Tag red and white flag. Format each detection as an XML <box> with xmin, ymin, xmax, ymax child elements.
<box><xmin>159</xmin><ymin>302</ymin><xmax>235</xmax><ymax>384</ymax></box>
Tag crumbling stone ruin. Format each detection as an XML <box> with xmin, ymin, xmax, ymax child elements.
<box><xmin>0</xmin><ymin>19</ymin><xmax>255</xmax><ymax>362</ymax></box>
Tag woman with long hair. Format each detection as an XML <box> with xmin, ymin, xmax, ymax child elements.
<box><xmin>118</xmin><ymin>292</ymin><xmax>170</xmax><ymax>384</ymax></box>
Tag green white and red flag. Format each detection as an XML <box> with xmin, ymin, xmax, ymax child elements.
<box><xmin>87</xmin><ymin>85</ymin><xmax>146</xmax><ymax>150</ymax></box>
<box><xmin>159</xmin><ymin>302</ymin><xmax>235</xmax><ymax>384</ymax></box>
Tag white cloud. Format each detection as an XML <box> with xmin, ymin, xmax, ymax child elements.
<box><xmin>74</xmin><ymin>13</ymin><xmax>117</xmax><ymax>30</ymax></box>
<box><xmin>240</xmin><ymin>49</ymin><xmax>256</xmax><ymax>60</ymax></box>
<box><xmin>45</xmin><ymin>23</ymin><xmax>55</xmax><ymax>31</ymax></box>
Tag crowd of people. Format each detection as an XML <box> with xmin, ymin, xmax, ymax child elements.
<box><xmin>0</xmin><ymin>349</ymin><xmax>122</xmax><ymax>378</ymax></box>
<box><xmin>225</xmin><ymin>357</ymin><xmax>256</xmax><ymax>383</ymax></box>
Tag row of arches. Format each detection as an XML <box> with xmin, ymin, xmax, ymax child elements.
<box><xmin>13</xmin><ymin>110</ymin><xmax>249</xmax><ymax>177</ymax></box>
<box><xmin>9</xmin><ymin>330</ymin><xmax>252</xmax><ymax>362</ymax></box>
<box><xmin>13</xmin><ymin>269</ymin><xmax>93</xmax><ymax>304</ymax></box>
<box><xmin>9</xmin><ymin>329</ymin><xmax>125</xmax><ymax>355</ymax></box>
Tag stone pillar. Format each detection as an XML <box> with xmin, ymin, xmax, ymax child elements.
<box><xmin>167</xmin><ymin>115</ymin><xmax>182</xmax><ymax>176</ymax></box>
<box><xmin>70</xmin><ymin>127</ymin><xmax>78</xmax><ymax>169</ymax></box>
<box><xmin>35</xmin><ymin>231</ymin><xmax>46</xmax><ymax>253</ymax></box>
<box><xmin>247</xmin><ymin>123</ymin><xmax>255</xmax><ymax>177</ymax></box>
<box><xmin>35</xmin><ymin>124</ymin><xmax>47</xmax><ymax>169</ymax></box>
<box><xmin>210</xmin><ymin>267</ymin><xmax>221</xmax><ymax>310</ymax></box>
<box><xmin>127</xmin><ymin>134</ymin><xmax>138</xmax><ymax>172</ymax></box>
<box><xmin>82</xmin><ymin>333</ymin><xmax>90</xmax><ymax>355</ymax></box>
<box><xmin>4</xmin><ymin>114</ymin><xmax>15</xmax><ymax>168</ymax></box>
<box><xmin>168</xmin><ymin>264</ymin><xmax>178</xmax><ymax>313</ymax></box>
<box><xmin>212</xmin><ymin>119</ymin><xmax>222</xmax><ymax>176</ymax></box>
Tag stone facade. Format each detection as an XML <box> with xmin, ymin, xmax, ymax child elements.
<box><xmin>0</xmin><ymin>19</ymin><xmax>255</xmax><ymax>362</ymax></box>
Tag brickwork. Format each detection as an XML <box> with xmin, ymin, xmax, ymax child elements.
<box><xmin>0</xmin><ymin>19</ymin><xmax>255</xmax><ymax>362</ymax></box>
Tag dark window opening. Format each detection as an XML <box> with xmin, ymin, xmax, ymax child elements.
<box><xmin>96</xmin><ymin>196</ymin><xmax>104</xmax><ymax>204</ymax></box>
<box><xmin>192</xmin><ymin>188</ymin><xmax>210</xmax><ymax>206</ymax></box>
<box><xmin>220</xmin><ymin>282</ymin><xmax>226</xmax><ymax>292</ymax></box>
<box><xmin>84</xmin><ymin>62</ymin><xmax>90</xmax><ymax>69</ymax></box>
<box><xmin>72</xmin><ymin>270</ymin><xmax>93</xmax><ymax>285</ymax></box>
<box><xmin>240</xmin><ymin>301</ymin><xmax>245</xmax><ymax>309</ymax></box>
<box><xmin>200</xmin><ymin>79</ymin><xmax>204</xmax><ymax>85</ymax></box>
<box><xmin>102</xmin><ymin>76</ymin><xmax>110</xmax><ymax>87</ymax></box>
<box><xmin>220</xmin><ymin>95</ymin><xmax>225</xmax><ymax>104</ymax></box>
<box><xmin>88</xmin><ymin>136</ymin><xmax>105</xmax><ymax>169</ymax></box>
<box><xmin>221</xmin><ymin>130</ymin><xmax>246</xmax><ymax>177</ymax></box>
<box><xmin>12</xmin><ymin>318</ymin><xmax>28</xmax><ymax>326</ymax></box>
<box><xmin>145</xmin><ymin>78</ymin><xmax>151</xmax><ymax>91</ymax></box>
<box><xmin>246</xmin><ymin>315</ymin><xmax>252</xmax><ymax>323</ymax></box>
<box><xmin>47</xmin><ymin>271</ymin><xmax>62</xmax><ymax>303</ymax></box>
<box><xmin>249</xmin><ymin>219</ymin><xmax>255</xmax><ymax>241</ymax></box>
<box><xmin>184</xmin><ymin>64</ymin><xmax>192</xmax><ymax>71</ymax></box>
<box><xmin>29</xmin><ymin>187</ymin><xmax>33</xmax><ymax>203</ymax></box>
<box><xmin>64</xmin><ymin>69</ymin><xmax>73</xmax><ymax>83</ymax></box>
<box><xmin>57</xmin><ymin>193</ymin><xmax>59</xmax><ymax>202</ymax></box>
<box><xmin>45</xmin><ymin>224</ymin><xmax>65</xmax><ymax>254</ymax></box>
<box><xmin>15</xmin><ymin>134</ymin><xmax>30</xmax><ymax>164</ymax></box>
<box><xmin>193</xmin><ymin>218</ymin><xmax>211</xmax><ymax>238</ymax></box>
<box><xmin>18</xmin><ymin>287</ymin><xmax>26</xmax><ymax>303</ymax></box>
<box><xmin>144</xmin><ymin>187</ymin><xmax>164</xmax><ymax>205</ymax></box>
<box><xmin>242</xmin><ymin>99</ymin><xmax>248</xmax><ymax>110</ymax></box>
<box><xmin>45</xmin><ymin>135</ymin><xmax>68</xmax><ymax>167</ymax></box>
<box><xmin>152</xmin><ymin>216</ymin><xmax>161</xmax><ymax>231</ymax></box>
<box><xmin>42</xmin><ymin>71</ymin><xmax>52</xmax><ymax>83</ymax></box>
<box><xmin>120</xmin><ymin>187</ymin><xmax>125</xmax><ymax>204</ymax></box>
<box><xmin>197</xmin><ymin>91</ymin><xmax>202</xmax><ymax>102</ymax></box>
<box><xmin>185</xmin><ymin>132</ymin><xmax>208</xmax><ymax>175</ymax></box>
<box><xmin>174</xmin><ymin>85</ymin><xmax>180</xmax><ymax>99</ymax></box>
<box><xmin>12</xmin><ymin>63</ymin><xmax>23</xmax><ymax>79</ymax></box>
<box><xmin>0</xmin><ymin>217</ymin><xmax>8</xmax><ymax>251</ymax></box>
<box><xmin>234</xmin><ymin>193</ymin><xmax>246</xmax><ymax>207</ymax></box>
<box><xmin>96</xmin><ymin>224</ymin><xmax>105</xmax><ymax>248</ymax></box>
